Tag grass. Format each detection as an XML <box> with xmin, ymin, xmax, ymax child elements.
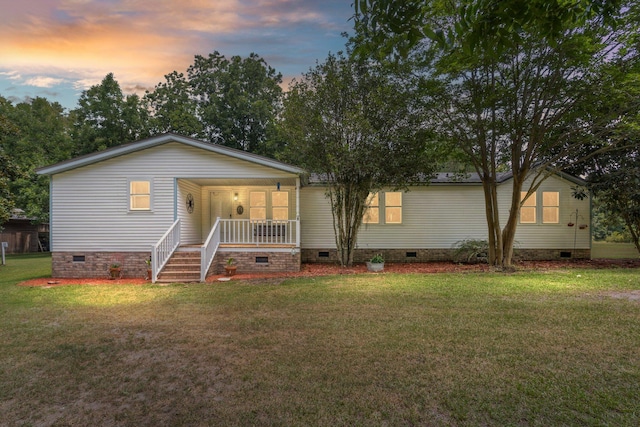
<box><xmin>1</xmin><ymin>254</ymin><xmax>639</xmax><ymax>426</ymax></box>
<box><xmin>592</xmin><ymin>241</ymin><xmax>639</xmax><ymax>259</ymax></box>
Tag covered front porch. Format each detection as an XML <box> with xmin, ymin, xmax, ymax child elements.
<box><xmin>151</xmin><ymin>177</ymin><xmax>302</xmax><ymax>282</ymax></box>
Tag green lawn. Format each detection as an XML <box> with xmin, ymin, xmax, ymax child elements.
<box><xmin>1</xmin><ymin>254</ymin><xmax>639</xmax><ymax>426</ymax></box>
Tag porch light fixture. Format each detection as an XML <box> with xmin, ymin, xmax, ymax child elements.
<box><xmin>234</xmin><ymin>193</ymin><xmax>238</xmax><ymax>201</ymax></box>
<box><xmin>277</xmin><ymin>182</ymin><xmax>280</xmax><ymax>190</ymax></box>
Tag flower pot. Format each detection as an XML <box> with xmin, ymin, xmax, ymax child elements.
<box><xmin>567</xmin><ymin>223</ymin><xmax>575</xmax><ymax>227</ymax></box>
<box><xmin>224</xmin><ymin>265</ymin><xmax>237</xmax><ymax>276</ymax></box>
<box><xmin>366</xmin><ymin>261</ymin><xmax>384</xmax><ymax>272</ymax></box>
<box><xmin>146</xmin><ymin>268</ymin><xmax>152</xmax><ymax>280</ymax></box>
<box><xmin>109</xmin><ymin>267</ymin><xmax>121</xmax><ymax>280</ymax></box>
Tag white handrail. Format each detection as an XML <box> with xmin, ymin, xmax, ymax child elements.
<box><xmin>200</xmin><ymin>217</ymin><xmax>221</xmax><ymax>282</ymax></box>
<box><xmin>218</xmin><ymin>219</ymin><xmax>298</xmax><ymax>245</ymax></box>
<box><xmin>151</xmin><ymin>219</ymin><xmax>181</xmax><ymax>283</ymax></box>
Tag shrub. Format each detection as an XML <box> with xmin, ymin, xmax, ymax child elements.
<box><xmin>452</xmin><ymin>239</ymin><xmax>489</xmax><ymax>264</ymax></box>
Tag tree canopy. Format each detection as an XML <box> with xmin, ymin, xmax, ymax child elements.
<box><xmin>72</xmin><ymin>73</ymin><xmax>150</xmax><ymax>155</ymax></box>
<box><xmin>353</xmin><ymin>0</ymin><xmax>624</xmax><ymax>57</ymax></box>
<box><xmin>281</xmin><ymin>53</ymin><xmax>440</xmax><ymax>266</ymax></box>
<box><xmin>352</xmin><ymin>0</ymin><xmax>639</xmax><ymax>267</ymax></box>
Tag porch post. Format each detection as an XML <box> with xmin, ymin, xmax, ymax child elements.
<box><xmin>296</xmin><ymin>177</ymin><xmax>301</xmax><ymax>248</ymax></box>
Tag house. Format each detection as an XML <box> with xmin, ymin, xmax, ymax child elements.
<box><xmin>302</xmin><ymin>171</ymin><xmax>591</xmax><ymax>264</ymax></box>
<box><xmin>37</xmin><ymin>133</ymin><xmax>591</xmax><ymax>282</ymax></box>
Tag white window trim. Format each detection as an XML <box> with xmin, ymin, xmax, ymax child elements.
<box><xmin>128</xmin><ymin>179</ymin><xmax>153</xmax><ymax>212</ymax></box>
<box><xmin>384</xmin><ymin>191</ymin><xmax>403</xmax><ymax>224</ymax></box>
<box><xmin>270</xmin><ymin>189</ymin><xmax>290</xmax><ymax>221</ymax></box>
<box><xmin>363</xmin><ymin>192</ymin><xmax>379</xmax><ymax>224</ymax></box>
<box><xmin>520</xmin><ymin>190</ymin><xmax>561</xmax><ymax>225</ymax></box>
<box><xmin>542</xmin><ymin>191</ymin><xmax>560</xmax><ymax>224</ymax></box>
<box><xmin>363</xmin><ymin>191</ymin><xmax>403</xmax><ymax>225</ymax></box>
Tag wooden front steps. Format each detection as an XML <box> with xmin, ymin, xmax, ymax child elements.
<box><xmin>156</xmin><ymin>249</ymin><xmax>201</xmax><ymax>283</ymax></box>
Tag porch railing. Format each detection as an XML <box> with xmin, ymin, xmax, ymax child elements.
<box><xmin>200</xmin><ymin>217</ymin><xmax>221</xmax><ymax>282</ymax></box>
<box><xmin>219</xmin><ymin>219</ymin><xmax>298</xmax><ymax>245</ymax></box>
<box><xmin>151</xmin><ymin>218</ymin><xmax>181</xmax><ymax>283</ymax></box>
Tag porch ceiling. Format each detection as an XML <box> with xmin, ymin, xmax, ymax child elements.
<box><xmin>183</xmin><ymin>178</ymin><xmax>298</xmax><ymax>187</ymax></box>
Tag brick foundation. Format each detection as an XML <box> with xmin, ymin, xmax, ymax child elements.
<box><xmin>302</xmin><ymin>248</ymin><xmax>591</xmax><ymax>263</ymax></box>
<box><xmin>209</xmin><ymin>249</ymin><xmax>301</xmax><ymax>276</ymax></box>
<box><xmin>52</xmin><ymin>252</ymin><xmax>151</xmax><ymax>279</ymax></box>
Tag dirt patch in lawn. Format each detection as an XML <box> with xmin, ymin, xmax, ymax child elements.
<box><xmin>601</xmin><ymin>290</ymin><xmax>640</xmax><ymax>302</ymax></box>
<box><xmin>18</xmin><ymin>258</ymin><xmax>640</xmax><ymax>287</ymax></box>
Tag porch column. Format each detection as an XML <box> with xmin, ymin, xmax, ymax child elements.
<box><xmin>296</xmin><ymin>177</ymin><xmax>301</xmax><ymax>248</ymax></box>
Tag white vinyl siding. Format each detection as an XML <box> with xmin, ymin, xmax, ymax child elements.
<box><xmin>177</xmin><ymin>179</ymin><xmax>202</xmax><ymax>244</ymax></box>
<box><xmin>300</xmin><ymin>174</ymin><xmax>590</xmax><ymax>250</ymax></box>
<box><xmin>50</xmin><ymin>142</ymin><xmax>298</xmax><ymax>252</ymax></box>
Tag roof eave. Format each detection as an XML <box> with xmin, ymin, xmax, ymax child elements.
<box><xmin>36</xmin><ymin>133</ymin><xmax>305</xmax><ymax>176</ymax></box>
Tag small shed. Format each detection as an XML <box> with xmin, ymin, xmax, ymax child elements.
<box><xmin>0</xmin><ymin>209</ymin><xmax>48</xmax><ymax>253</ymax></box>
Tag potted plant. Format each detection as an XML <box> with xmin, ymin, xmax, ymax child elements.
<box><xmin>224</xmin><ymin>258</ymin><xmax>237</xmax><ymax>276</ymax></box>
<box><xmin>144</xmin><ymin>257</ymin><xmax>152</xmax><ymax>280</ymax></box>
<box><xmin>109</xmin><ymin>263</ymin><xmax>121</xmax><ymax>279</ymax></box>
<box><xmin>366</xmin><ymin>254</ymin><xmax>385</xmax><ymax>272</ymax></box>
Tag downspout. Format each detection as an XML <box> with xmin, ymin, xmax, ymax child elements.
<box><xmin>49</xmin><ymin>177</ymin><xmax>53</xmax><ymax>252</ymax></box>
<box><xmin>296</xmin><ymin>176</ymin><xmax>301</xmax><ymax>248</ymax></box>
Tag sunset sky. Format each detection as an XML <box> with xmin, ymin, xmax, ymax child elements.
<box><xmin>0</xmin><ymin>0</ymin><xmax>353</xmax><ymax>110</ymax></box>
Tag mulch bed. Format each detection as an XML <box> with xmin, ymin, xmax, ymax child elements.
<box><xmin>18</xmin><ymin>258</ymin><xmax>640</xmax><ymax>287</ymax></box>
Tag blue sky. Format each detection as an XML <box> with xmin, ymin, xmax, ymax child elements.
<box><xmin>0</xmin><ymin>0</ymin><xmax>354</xmax><ymax>110</ymax></box>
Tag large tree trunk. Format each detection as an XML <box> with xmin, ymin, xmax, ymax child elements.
<box><xmin>481</xmin><ymin>172</ymin><xmax>527</xmax><ymax>268</ymax></box>
<box><xmin>328</xmin><ymin>183</ymin><xmax>369</xmax><ymax>267</ymax></box>
<box><xmin>501</xmin><ymin>181</ymin><xmax>522</xmax><ymax>268</ymax></box>
<box><xmin>481</xmin><ymin>178</ymin><xmax>504</xmax><ymax>266</ymax></box>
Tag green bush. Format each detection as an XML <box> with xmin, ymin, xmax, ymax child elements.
<box><xmin>605</xmin><ymin>231</ymin><xmax>633</xmax><ymax>243</ymax></box>
<box><xmin>452</xmin><ymin>239</ymin><xmax>489</xmax><ymax>264</ymax></box>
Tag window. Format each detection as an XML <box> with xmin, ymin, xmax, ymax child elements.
<box><xmin>520</xmin><ymin>192</ymin><xmax>536</xmax><ymax>223</ymax></box>
<box><xmin>272</xmin><ymin>191</ymin><xmax>289</xmax><ymax>221</ymax></box>
<box><xmin>130</xmin><ymin>181</ymin><xmax>150</xmax><ymax>210</ymax></box>
<box><xmin>385</xmin><ymin>192</ymin><xmax>402</xmax><ymax>224</ymax></box>
<box><xmin>250</xmin><ymin>191</ymin><xmax>266</xmax><ymax>220</ymax></box>
<box><xmin>363</xmin><ymin>193</ymin><xmax>379</xmax><ymax>224</ymax></box>
<box><xmin>542</xmin><ymin>192</ymin><xmax>559</xmax><ymax>223</ymax></box>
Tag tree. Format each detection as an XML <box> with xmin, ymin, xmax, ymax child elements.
<box><xmin>589</xmin><ymin>147</ymin><xmax>640</xmax><ymax>255</ymax></box>
<box><xmin>353</xmin><ymin>1</ymin><xmax>639</xmax><ymax>268</ymax></box>
<box><xmin>353</xmin><ymin>0</ymin><xmax>623</xmax><ymax>57</ymax></box>
<box><xmin>4</xmin><ymin>97</ymin><xmax>74</xmax><ymax>223</ymax></box>
<box><xmin>187</xmin><ymin>52</ymin><xmax>283</xmax><ymax>156</ymax></box>
<box><xmin>144</xmin><ymin>71</ymin><xmax>203</xmax><ymax>137</ymax></box>
<box><xmin>72</xmin><ymin>73</ymin><xmax>150</xmax><ymax>155</ymax></box>
<box><xmin>0</xmin><ymin>98</ymin><xmax>22</xmax><ymax>228</ymax></box>
<box><xmin>281</xmin><ymin>53</ymin><xmax>439</xmax><ymax>266</ymax></box>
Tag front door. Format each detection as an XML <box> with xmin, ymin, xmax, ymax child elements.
<box><xmin>210</xmin><ymin>191</ymin><xmax>232</xmax><ymax>240</ymax></box>
<box><xmin>210</xmin><ymin>191</ymin><xmax>233</xmax><ymax>222</ymax></box>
